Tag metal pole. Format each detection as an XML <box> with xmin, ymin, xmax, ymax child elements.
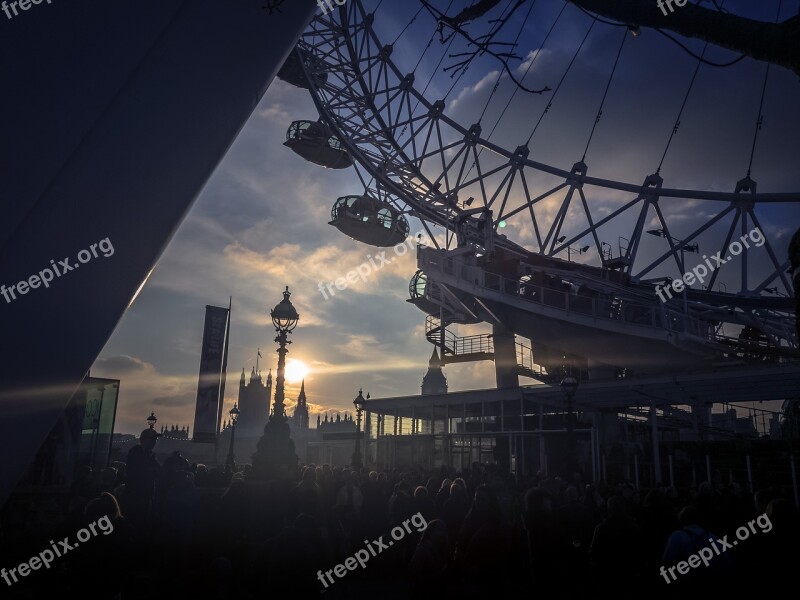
<box><xmin>272</xmin><ymin>329</ymin><xmax>289</xmax><ymax>420</ymax></box>
<box><xmin>353</xmin><ymin>408</ymin><xmax>362</xmax><ymax>469</ymax></box>
<box><xmin>705</xmin><ymin>454</ymin><xmax>712</xmax><ymax>483</ymax></box>
<box><xmin>566</xmin><ymin>393</ymin><xmax>575</xmax><ymax>476</ymax></box>
<box><xmin>365</xmin><ymin>410</ymin><xmax>370</xmax><ymax>466</ymax></box>
<box><xmin>790</xmin><ymin>455</ymin><xmax>799</xmax><ymax>509</ymax></box>
<box><xmin>509</xmin><ymin>433</ymin><xmax>514</xmax><ymax>475</ymax></box>
<box><xmin>226</xmin><ymin>419</ymin><xmax>237</xmax><ymax>469</ymax></box>
<box><xmin>634</xmin><ymin>454</ymin><xmax>640</xmax><ymax>489</ymax></box>
<box><xmin>539</xmin><ymin>402</ymin><xmax>546</xmax><ymax>474</ymax></box>
<box><xmin>650</xmin><ymin>401</ymin><xmax>662</xmax><ymax>483</ymax></box>
<box><xmin>601</xmin><ymin>453</ymin><xmax>606</xmax><ymax>481</ymax></box>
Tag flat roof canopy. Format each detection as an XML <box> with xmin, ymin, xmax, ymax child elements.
<box><xmin>365</xmin><ymin>362</ymin><xmax>800</xmax><ymax>413</ymax></box>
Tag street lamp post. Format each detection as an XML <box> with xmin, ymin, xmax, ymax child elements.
<box><xmin>252</xmin><ymin>286</ymin><xmax>300</xmax><ymax>479</ymax></box>
<box><xmin>271</xmin><ymin>286</ymin><xmax>299</xmax><ymax>420</ymax></box>
<box><xmin>352</xmin><ymin>389</ymin><xmax>367</xmax><ymax>469</ymax></box>
<box><xmin>226</xmin><ymin>403</ymin><xmax>240</xmax><ymax>469</ymax></box>
<box><xmin>147</xmin><ymin>411</ymin><xmax>157</xmax><ymax>430</ymax></box>
<box><xmin>560</xmin><ymin>375</ymin><xmax>579</xmax><ymax>474</ymax></box>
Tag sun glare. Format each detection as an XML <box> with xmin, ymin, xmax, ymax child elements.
<box><xmin>284</xmin><ymin>358</ymin><xmax>309</xmax><ymax>384</ymax></box>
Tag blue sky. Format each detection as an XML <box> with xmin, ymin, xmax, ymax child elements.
<box><xmin>91</xmin><ymin>0</ymin><xmax>800</xmax><ymax>434</ymax></box>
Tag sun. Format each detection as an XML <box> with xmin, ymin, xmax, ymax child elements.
<box><xmin>284</xmin><ymin>359</ymin><xmax>309</xmax><ymax>384</ymax></box>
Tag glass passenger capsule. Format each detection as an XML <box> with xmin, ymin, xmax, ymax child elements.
<box><xmin>329</xmin><ymin>195</ymin><xmax>410</xmax><ymax>247</ymax></box>
<box><xmin>284</xmin><ymin>120</ymin><xmax>352</xmax><ymax>170</ymax></box>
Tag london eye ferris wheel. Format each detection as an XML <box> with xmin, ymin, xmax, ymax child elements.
<box><xmin>278</xmin><ymin>0</ymin><xmax>798</xmax><ymax>382</ymax></box>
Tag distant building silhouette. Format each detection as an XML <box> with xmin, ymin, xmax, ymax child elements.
<box><xmin>160</xmin><ymin>424</ymin><xmax>190</xmax><ymax>440</ymax></box>
<box><xmin>236</xmin><ymin>363</ymin><xmax>272</xmax><ymax>437</ymax></box>
<box><xmin>422</xmin><ymin>347</ymin><xmax>448</xmax><ymax>395</ymax></box>
<box><xmin>293</xmin><ymin>379</ymin><xmax>310</xmax><ymax>430</ymax></box>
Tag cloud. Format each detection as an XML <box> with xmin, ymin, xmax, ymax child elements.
<box><xmin>517</xmin><ymin>48</ymin><xmax>552</xmax><ymax>75</ymax></box>
<box><xmin>449</xmin><ymin>70</ymin><xmax>502</xmax><ymax>112</ymax></box>
<box><xmin>152</xmin><ymin>391</ymin><xmax>197</xmax><ymax>408</ymax></box>
<box><xmin>93</xmin><ymin>355</ymin><xmax>150</xmax><ymax>374</ymax></box>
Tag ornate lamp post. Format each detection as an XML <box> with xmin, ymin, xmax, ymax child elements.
<box><xmin>561</xmin><ymin>375</ymin><xmax>579</xmax><ymax>474</ymax></box>
<box><xmin>226</xmin><ymin>403</ymin><xmax>240</xmax><ymax>469</ymax></box>
<box><xmin>270</xmin><ymin>286</ymin><xmax>299</xmax><ymax>420</ymax></box>
<box><xmin>352</xmin><ymin>389</ymin><xmax>367</xmax><ymax>469</ymax></box>
<box><xmin>252</xmin><ymin>286</ymin><xmax>300</xmax><ymax>479</ymax></box>
<box><xmin>147</xmin><ymin>411</ymin><xmax>158</xmax><ymax>429</ymax></box>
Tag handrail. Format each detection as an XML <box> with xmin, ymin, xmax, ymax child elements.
<box><xmin>426</xmin><ymin>315</ymin><xmax>548</xmax><ymax>376</ymax></box>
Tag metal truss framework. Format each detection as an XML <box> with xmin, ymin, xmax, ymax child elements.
<box><xmin>294</xmin><ymin>1</ymin><xmax>797</xmax><ymax>351</ymax></box>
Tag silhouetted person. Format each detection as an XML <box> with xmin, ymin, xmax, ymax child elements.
<box><xmin>336</xmin><ymin>470</ymin><xmax>363</xmax><ymax>516</ymax></box>
<box><xmin>409</xmin><ymin>519</ymin><xmax>451</xmax><ymax>593</ymax></box>
<box><xmin>590</xmin><ymin>495</ymin><xmax>644</xmax><ymax>590</ymax></box>
<box><xmin>442</xmin><ymin>482</ymin><xmax>469</xmax><ymax>544</ymax></box>
<box><xmin>295</xmin><ymin>466</ymin><xmax>322</xmax><ymax>521</ymax></box>
<box><xmin>640</xmin><ymin>488</ymin><xmax>678</xmax><ymax>570</ymax></box>
<box><xmin>555</xmin><ymin>485</ymin><xmax>595</xmax><ymax>594</ymax></box>
<box><xmin>161</xmin><ymin>449</ymin><xmax>189</xmax><ymax>484</ymax></box>
<box><xmin>412</xmin><ymin>485</ymin><xmax>436</xmax><ymax>522</ymax></box>
<box><xmin>122</xmin><ymin>427</ymin><xmax>160</xmax><ymax>535</ymax></box>
<box><xmin>764</xmin><ymin>499</ymin><xmax>800</xmax><ymax>584</ymax></box>
<box><xmin>455</xmin><ymin>484</ymin><xmax>509</xmax><ymax>594</ymax></box>
<box><xmin>523</xmin><ymin>487</ymin><xmax>559</xmax><ymax>593</ymax></box>
<box><xmin>661</xmin><ymin>505</ymin><xmax>732</xmax><ymax>592</ymax></box>
<box><xmin>68</xmin><ymin>492</ymin><xmax>132</xmax><ymax>600</ymax></box>
<box><xmin>435</xmin><ymin>477</ymin><xmax>452</xmax><ymax>514</ymax></box>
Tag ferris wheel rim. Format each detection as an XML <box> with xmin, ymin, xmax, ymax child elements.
<box><xmin>302</xmin><ymin>1</ymin><xmax>799</xmax><ymax>207</ymax></box>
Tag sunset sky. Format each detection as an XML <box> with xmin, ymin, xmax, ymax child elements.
<box><xmin>90</xmin><ymin>0</ymin><xmax>800</xmax><ymax>434</ymax></box>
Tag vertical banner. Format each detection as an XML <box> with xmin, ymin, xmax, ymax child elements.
<box><xmin>215</xmin><ymin>297</ymin><xmax>232</xmax><ymax>439</ymax></box>
<box><xmin>193</xmin><ymin>305</ymin><xmax>230</xmax><ymax>443</ymax></box>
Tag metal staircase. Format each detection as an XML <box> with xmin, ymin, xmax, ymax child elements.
<box><xmin>425</xmin><ymin>316</ymin><xmax>550</xmax><ymax>382</ymax></box>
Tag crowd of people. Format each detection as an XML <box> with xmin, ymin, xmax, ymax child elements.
<box><xmin>1</xmin><ymin>428</ymin><xmax>798</xmax><ymax>599</ymax></box>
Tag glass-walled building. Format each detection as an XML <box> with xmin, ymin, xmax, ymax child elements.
<box><xmin>361</xmin><ymin>387</ymin><xmax>596</xmax><ymax>478</ymax></box>
<box><xmin>20</xmin><ymin>376</ymin><xmax>120</xmax><ymax>489</ymax></box>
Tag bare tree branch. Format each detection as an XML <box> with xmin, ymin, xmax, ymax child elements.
<box><xmin>421</xmin><ymin>0</ymin><xmax>551</xmax><ymax>95</ymax></box>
